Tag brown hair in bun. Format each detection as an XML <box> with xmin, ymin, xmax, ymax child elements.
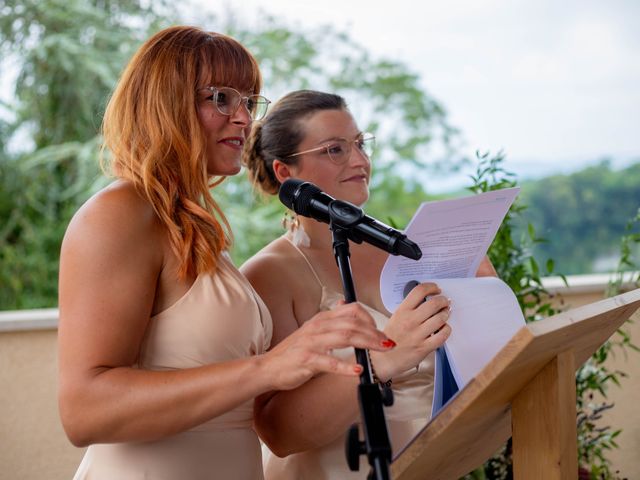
<box><xmin>243</xmin><ymin>90</ymin><xmax>347</xmax><ymax>195</ymax></box>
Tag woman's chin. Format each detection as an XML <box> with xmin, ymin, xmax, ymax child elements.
<box><xmin>346</xmin><ymin>187</ymin><xmax>370</xmax><ymax>207</ymax></box>
<box><xmin>207</xmin><ymin>164</ymin><xmax>243</xmax><ymax>178</ymax></box>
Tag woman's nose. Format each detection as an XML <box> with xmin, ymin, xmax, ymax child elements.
<box><xmin>229</xmin><ymin>102</ymin><xmax>251</xmax><ymax>127</ymax></box>
<box><xmin>349</xmin><ymin>144</ymin><xmax>371</xmax><ymax>167</ymax></box>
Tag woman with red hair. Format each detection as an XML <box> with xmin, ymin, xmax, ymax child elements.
<box><xmin>57</xmin><ymin>26</ymin><xmax>392</xmax><ymax>479</ymax></box>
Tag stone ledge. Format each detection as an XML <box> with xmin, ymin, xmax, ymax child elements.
<box><xmin>0</xmin><ymin>308</ymin><xmax>59</xmax><ymax>332</ymax></box>
<box><xmin>542</xmin><ymin>272</ymin><xmax>638</xmax><ymax>294</ymax></box>
<box><xmin>1</xmin><ymin>272</ymin><xmax>638</xmax><ymax>332</ymax></box>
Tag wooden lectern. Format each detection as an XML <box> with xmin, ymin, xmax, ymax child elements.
<box><xmin>391</xmin><ymin>288</ymin><xmax>640</xmax><ymax>480</ymax></box>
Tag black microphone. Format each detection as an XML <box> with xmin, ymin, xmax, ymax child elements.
<box><xmin>279</xmin><ymin>179</ymin><xmax>422</xmax><ymax>260</ymax></box>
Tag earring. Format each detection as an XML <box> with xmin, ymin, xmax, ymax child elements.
<box><xmin>281</xmin><ymin>210</ymin><xmax>300</xmax><ymax>231</ymax></box>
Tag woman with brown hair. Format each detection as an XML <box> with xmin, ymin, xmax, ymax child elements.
<box><xmin>242</xmin><ymin>90</ymin><xmax>494</xmax><ymax>479</ymax></box>
<box><xmin>57</xmin><ymin>28</ymin><xmax>393</xmax><ymax>480</ymax></box>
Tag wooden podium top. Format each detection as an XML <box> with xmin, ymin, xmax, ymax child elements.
<box><xmin>391</xmin><ymin>288</ymin><xmax>640</xmax><ymax>480</ymax></box>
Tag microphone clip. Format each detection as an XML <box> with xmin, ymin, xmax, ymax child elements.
<box><xmin>327</xmin><ymin>200</ymin><xmax>367</xmax><ymax>246</ymax></box>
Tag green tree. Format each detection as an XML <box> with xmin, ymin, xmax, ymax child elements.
<box><xmin>0</xmin><ymin>2</ymin><xmax>457</xmax><ymax>307</ymax></box>
<box><xmin>0</xmin><ymin>0</ymin><xmax>173</xmax><ymax>308</ymax></box>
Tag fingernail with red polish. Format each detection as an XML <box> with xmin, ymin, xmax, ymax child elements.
<box><xmin>382</xmin><ymin>339</ymin><xmax>397</xmax><ymax>348</ymax></box>
<box><xmin>354</xmin><ymin>365</ymin><xmax>363</xmax><ymax>374</ymax></box>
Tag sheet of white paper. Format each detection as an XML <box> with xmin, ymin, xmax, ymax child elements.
<box><xmin>435</xmin><ymin>277</ymin><xmax>525</xmax><ymax>387</ymax></box>
<box><xmin>428</xmin><ymin>277</ymin><xmax>526</xmax><ymax>418</ymax></box>
<box><xmin>380</xmin><ymin>187</ymin><xmax>520</xmax><ymax>312</ymax></box>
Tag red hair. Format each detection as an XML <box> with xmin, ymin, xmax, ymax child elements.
<box><xmin>101</xmin><ymin>26</ymin><xmax>262</xmax><ymax>278</ymax></box>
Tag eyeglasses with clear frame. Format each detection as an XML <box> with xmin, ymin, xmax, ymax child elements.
<box><xmin>198</xmin><ymin>86</ymin><xmax>271</xmax><ymax>121</ymax></box>
<box><xmin>287</xmin><ymin>132</ymin><xmax>376</xmax><ymax>165</ymax></box>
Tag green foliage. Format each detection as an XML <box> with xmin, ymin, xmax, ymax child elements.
<box><xmin>0</xmin><ymin>140</ymin><xmax>104</xmax><ymax>308</ymax></box>
<box><xmin>0</xmin><ymin>0</ymin><xmax>173</xmax><ymax>308</ymax></box>
<box><xmin>607</xmin><ymin>208</ymin><xmax>640</xmax><ymax>297</ymax></box>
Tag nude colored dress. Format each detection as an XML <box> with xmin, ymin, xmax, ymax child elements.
<box><xmin>73</xmin><ymin>253</ymin><xmax>273</xmax><ymax>480</ymax></box>
<box><xmin>262</xmin><ymin>239</ymin><xmax>435</xmax><ymax>480</ymax></box>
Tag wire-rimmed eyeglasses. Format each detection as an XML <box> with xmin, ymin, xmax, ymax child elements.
<box><xmin>198</xmin><ymin>86</ymin><xmax>271</xmax><ymax>121</ymax></box>
<box><xmin>287</xmin><ymin>132</ymin><xmax>375</xmax><ymax>165</ymax></box>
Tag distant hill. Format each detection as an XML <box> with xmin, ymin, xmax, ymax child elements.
<box><xmin>518</xmin><ymin>160</ymin><xmax>640</xmax><ymax>275</ymax></box>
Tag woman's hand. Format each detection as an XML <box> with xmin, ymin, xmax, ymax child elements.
<box><xmin>261</xmin><ymin>302</ymin><xmax>393</xmax><ymax>391</ymax></box>
<box><xmin>370</xmin><ymin>282</ymin><xmax>451</xmax><ymax>382</ymax></box>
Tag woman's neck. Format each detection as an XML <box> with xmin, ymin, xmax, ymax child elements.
<box><xmin>296</xmin><ymin>217</ymin><xmax>334</xmax><ymax>251</ymax></box>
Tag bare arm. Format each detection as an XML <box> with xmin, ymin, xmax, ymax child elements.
<box><xmin>244</xmin><ymin>253</ymin><xmax>450</xmax><ymax>456</ymax></box>
<box><xmin>58</xmin><ymin>187</ymin><xmax>388</xmax><ymax>447</ymax></box>
<box><xmin>57</xmin><ymin>186</ymin><xmax>277</xmax><ymax>446</ymax></box>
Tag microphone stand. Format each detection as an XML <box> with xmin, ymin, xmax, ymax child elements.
<box><xmin>327</xmin><ymin>201</ymin><xmax>394</xmax><ymax>480</ymax></box>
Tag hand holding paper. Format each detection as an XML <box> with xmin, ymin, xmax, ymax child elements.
<box><xmin>380</xmin><ymin>188</ymin><xmax>526</xmax><ymax>416</ymax></box>
<box><xmin>380</xmin><ymin>187</ymin><xmax>521</xmax><ymax>311</ymax></box>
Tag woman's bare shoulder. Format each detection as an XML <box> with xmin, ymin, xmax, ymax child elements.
<box><xmin>62</xmin><ymin>180</ymin><xmax>164</xmax><ymax>266</ymax></box>
<box><xmin>240</xmin><ymin>237</ymin><xmax>298</xmax><ymax>282</ymax></box>
<box><xmin>66</xmin><ymin>180</ymin><xmax>160</xmax><ymax>238</ymax></box>
<box><xmin>71</xmin><ymin>180</ymin><xmax>156</xmax><ymax>225</ymax></box>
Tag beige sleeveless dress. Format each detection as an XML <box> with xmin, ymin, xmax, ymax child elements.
<box><xmin>73</xmin><ymin>253</ymin><xmax>273</xmax><ymax>480</ymax></box>
<box><xmin>263</xmin><ymin>239</ymin><xmax>435</xmax><ymax>480</ymax></box>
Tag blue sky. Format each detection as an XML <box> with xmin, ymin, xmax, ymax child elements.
<box><xmin>203</xmin><ymin>0</ymin><xmax>640</xmax><ymax>190</ymax></box>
